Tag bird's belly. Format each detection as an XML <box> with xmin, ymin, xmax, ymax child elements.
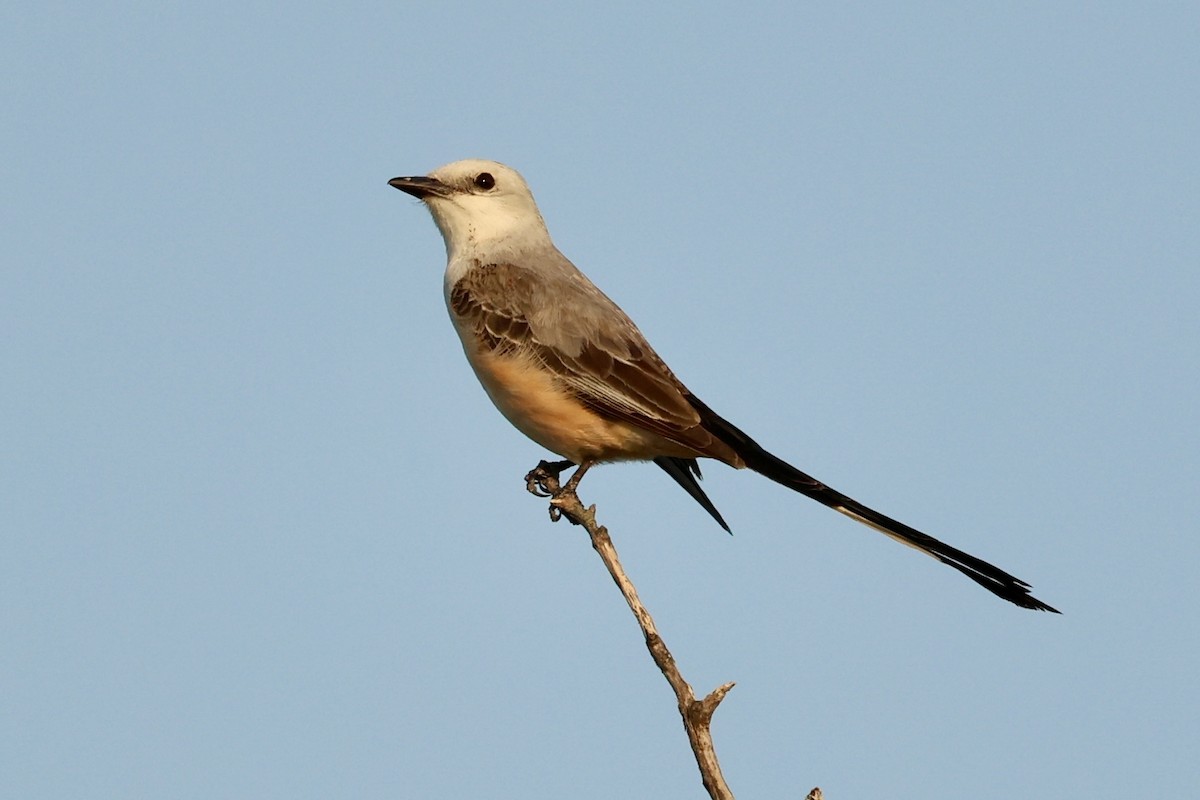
<box><xmin>456</xmin><ymin>340</ymin><xmax>688</xmax><ymax>463</ymax></box>
<box><xmin>462</xmin><ymin>345</ymin><xmax>623</xmax><ymax>461</ymax></box>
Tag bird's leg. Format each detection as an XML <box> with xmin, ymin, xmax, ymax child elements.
<box><xmin>524</xmin><ymin>459</ymin><xmax>575</xmax><ymax>498</ymax></box>
<box><xmin>545</xmin><ymin>459</ymin><xmax>577</xmax><ymax>475</ymax></box>
<box><xmin>561</xmin><ymin>460</ymin><xmax>594</xmax><ymax>495</ymax></box>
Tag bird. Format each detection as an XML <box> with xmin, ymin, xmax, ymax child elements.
<box><xmin>388</xmin><ymin>159</ymin><xmax>1057</xmax><ymax>613</ymax></box>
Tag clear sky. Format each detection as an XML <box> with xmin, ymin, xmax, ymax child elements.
<box><xmin>4</xmin><ymin>3</ymin><xmax>1198</xmax><ymax>798</ymax></box>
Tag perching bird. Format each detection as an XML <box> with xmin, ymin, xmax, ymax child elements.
<box><xmin>389</xmin><ymin>159</ymin><xmax>1057</xmax><ymax>613</ymax></box>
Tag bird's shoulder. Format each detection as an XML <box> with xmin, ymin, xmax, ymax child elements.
<box><xmin>448</xmin><ymin>258</ymin><xmax>640</xmax><ymax>358</ymax></box>
<box><xmin>448</xmin><ymin>260</ymin><xmax>544</xmax><ymax>318</ymax></box>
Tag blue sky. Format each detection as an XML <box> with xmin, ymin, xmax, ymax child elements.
<box><xmin>4</xmin><ymin>3</ymin><xmax>1198</xmax><ymax>798</ymax></box>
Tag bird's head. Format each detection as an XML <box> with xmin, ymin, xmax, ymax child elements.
<box><xmin>389</xmin><ymin>159</ymin><xmax>550</xmax><ymax>260</ymax></box>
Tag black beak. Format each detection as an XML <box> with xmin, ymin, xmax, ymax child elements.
<box><xmin>388</xmin><ymin>175</ymin><xmax>451</xmax><ymax>199</ymax></box>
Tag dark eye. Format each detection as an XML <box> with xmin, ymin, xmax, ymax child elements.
<box><xmin>473</xmin><ymin>172</ymin><xmax>495</xmax><ymax>190</ymax></box>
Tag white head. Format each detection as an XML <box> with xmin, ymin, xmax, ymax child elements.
<box><xmin>389</xmin><ymin>159</ymin><xmax>551</xmax><ymax>261</ymax></box>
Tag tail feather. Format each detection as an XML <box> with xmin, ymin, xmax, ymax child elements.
<box><xmin>654</xmin><ymin>456</ymin><xmax>732</xmax><ymax>533</ymax></box>
<box><xmin>685</xmin><ymin>394</ymin><xmax>1059</xmax><ymax>613</ymax></box>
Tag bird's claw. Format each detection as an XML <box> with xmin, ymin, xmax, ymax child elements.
<box><xmin>548</xmin><ymin>497</ymin><xmax>587</xmax><ymax>526</ymax></box>
<box><xmin>524</xmin><ymin>466</ymin><xmax>553</xmax><ymax>497</ymax></box>
<box><xmin>524</xmin><ymin>459</ymin><xmax>574</xmax><ymax>498</ymax></box>
<box><xmin>525</xmin><ymin>459</ymin><xmax>588</xmax><ymax>525</ymax></box>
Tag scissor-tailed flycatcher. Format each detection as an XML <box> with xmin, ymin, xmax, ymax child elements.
<box><xmin>389</xmin><ymin>159</ymin><xmax>1056</xmax><ymax>612</ymax></box>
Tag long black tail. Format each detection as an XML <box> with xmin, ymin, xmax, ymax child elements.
<box><xmin>686</xmin><ymin>395</ymin><xmax>1058</xmax><ymax>613</ymax></box>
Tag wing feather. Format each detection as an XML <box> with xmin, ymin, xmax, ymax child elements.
<box><xmin>450</xmin><ymin>261</ymin><xmax>737</xmax><ymax>462</ymax></box>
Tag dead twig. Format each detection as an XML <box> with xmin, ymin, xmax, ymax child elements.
<box><xmin>525</xmin><ymin>460</ymin><xmax>737</xmax><ymax>799</ymax></box>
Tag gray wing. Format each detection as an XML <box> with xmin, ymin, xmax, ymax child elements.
<box><xmin>449</xmin><ymin>259</ymin><xmax>740</xmax><ymax>464</ymax></box>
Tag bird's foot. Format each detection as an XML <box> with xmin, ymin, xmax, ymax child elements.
<box><xmin>524</xmin><ymin>459</ymin><xmax>595</xmax><ymax>526</ymax></box>
<box><xmin>524</xmin><ymin>459</ymin><xmax>575</xmax><ymax>498</ymax></box>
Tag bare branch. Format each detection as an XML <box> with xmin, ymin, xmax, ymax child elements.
<box><xmin>525</xmin><ymin>460</ymin><xmax>736</xmax><ymax>799</ymax></box>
